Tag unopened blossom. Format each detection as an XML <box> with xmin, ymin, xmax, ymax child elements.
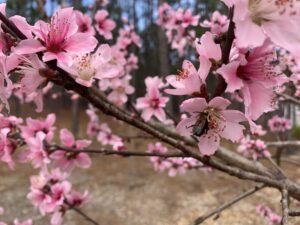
<box><xmin>74</xmin><ymin>10</ymin><xmax>95</xmax><ymax>35</ymax></box>
<box><xmin>20</xmin><ymin>113</ymin><xmax>56</xmax><ymax>142</ymax></box>
<box><xmin>201</xmin><ymin>11</ymin><xmax>229</xmax><ymax>35</ymax></box>
<box><xmin>58</xmin><ymin>44</ymin><xmax>119</xmax><ymax>87</ymax></box>
<box><xmin>94</xmin><ymin>10</ymin><xmax>116</xmax><ymax>39</ymax></box>
<box><xmin>51</xmin><ymin>128</ymin><xmax>92</xmax><ymax>173</ymax></box>
<box><xmin>15</xmin><ymin>7</ymin><xmax>98</xmax><ymax>65</ymax></box>
<box><xmin>136</xmin><ymin>77</ymin><xmax>169</xmax><ymax>122</ymax></box>
<box><xmin>195</xmin><ymin>32</ymin><xmax>222</xmax><ymax>81</ymax></box>
<box><xmin>222</xmin><ymin>0</ymin><xmax>300</xmax><ymax>57</ymax></box>
<box><xmin>165</xmin><ymin>60</ymin><xmax>205</xmax><ymax>96</ymax></box>
<box><xmin>176</xmin><ymin>97</ymin><xmax>245</xmax><ymax>155</ymax></box>
<box><xmin>268</xmin><ymin>115</ymin><xmax>292</xmax><ymax>132</ymax></box>
<box><xmin>217</xmin><ymin>40</ymin><xmax>288</xmax><ymax>120</ymax></box>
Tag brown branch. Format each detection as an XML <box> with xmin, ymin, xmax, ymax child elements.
<box><xmin>266</xmin><ymin>156</ymin><xmax>286</xmax><ymax>179</ymax></box>
<box><xmin>36</xmin><ymin>0</ymin><xmax>48</xmax><ymax>21</ymax></box>
<box><xmin>48</xmin><ymin>145</ymin><xmax>186</xmax><ymax>158</ymax></box>
<box><xmin>289</xmin><ymin>211</ymin><xmax>300</xmax><ymax>217</ymax></box>
<box><xmin>281</xmin><ymin>188</ymin><xmax>289</xmax><ymax>225</ymax></box>
<box><xmin>191</xmin><ymin>184</ymin><xmax>265</xmax><ymax>225</ymax></box>
<box><xmin>281</xmin><ymin>158</ymin><xmax>300</xmax><ymax>167</ymax></box>
<box><xmin>65</xmin><ymin>201</ymin><xmax>99</xmax><ymax>225</ymax></box>
<box><xmin>278</xmin><ymin>93</ymin><xmax>300</xmax><ymax>106</ymax></box>
<box><xmin>267</xmin><ymin>141</ymin><xmax>300</xmax><ymax>148</ymax></box>
<box><xmin>212</xmin><ymin>7</ymin><xmax>235</xmax><ymax>98</ymax></box>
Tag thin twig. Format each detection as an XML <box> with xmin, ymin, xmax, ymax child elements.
<box><xmin>281</xmin><ymin>158</ymin><xmax>300</xmax><ymax>167</ymax></box>
<box><xmin>48</xmin><ymin>145</ymin><xmax>186</xmax><ymax>158</ymax></box>
<box><xmin>289</xmin><ymin>211</ymin><xmax>300</xmax><ymax>217</ymax></box>
<box><xmin>267</xmin><ymin>141</ymin><xmax>300</xmax><ymax>148</ymax></box>
<box><xmin>278</xmin><ymin>93</ymin><xmax>300</xmax><ymax>106</ymax></box>
<box><xmin>191</xmin><ymin>184</ymin><xmax>265</xmax><ymax>225</ymax></box>
<box><xmin>71</xmin><ymin>207</ymin><xmax>99</xmax><ymax>225</ymax></box>
<box><xmin>266</xmin><ymin>156</ymin><xmax>286</xmax><ymax>179</ymax></box>
<box><xmin>65</xmin><ymin>201</ymin><xmax>99</xmax><ymax>225</ymax></box>
<box><xmin>212</xmin><ymin>7</ymin><xmax>235</xmax><ymax>98</ymax></box>
<box><xmin>281</xmin><ymin>187</ymin><xmax>289</xmax><ymax>225</ymax></box>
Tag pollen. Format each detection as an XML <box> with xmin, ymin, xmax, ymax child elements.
<box><xmin>176</xmin><ymin>69</ymin><xmax>189</xmax><ymax>81</ymax></box>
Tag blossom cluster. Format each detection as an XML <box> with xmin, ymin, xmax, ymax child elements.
<box><xmin>27</xmin><ymin>169</ymin><xmax>89</xmax><ymax>225</ymax></box>
<box><xmin>157</xmin><ymin>3</ymin><xmax>199</xmax><ymax>56</ymax></box>
<box><xmin>238</xmin><ymin>137</ymin><xmax>270</xmax><ymax>161</ymax></box>
<box><xmin>162</xmin><ymin>0</ymin><xmax>300</xmax><ymax>156</ymax></box>
<box><xmin>147</xmin><ymin>142</ymin><xmax>207</xmax><ymax>177</ymax></box>
<box><xmin>86</xmin><ymin>106</ymin><xmax>125</xmax><ymax>150</ymax></box>
<box><xmin>0</xmin><ymin>112</ymin><xmax>91</xmax><ymax>225</ymax></box>
<box><xmin>268</xmin><ymin>115</ymin><xmax>292</xmax><ymax>133</ymax></box>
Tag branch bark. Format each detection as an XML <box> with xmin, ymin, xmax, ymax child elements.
<box><xmin>191</xmin><ymin>184</ymin><xmax>265</xmax><ymax>225</ymax></box>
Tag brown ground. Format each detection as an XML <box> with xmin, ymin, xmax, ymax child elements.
<box><xmin>1</xmin><ymin>103</ymin><xmax>300</xmax><ymax>225</ymax></box>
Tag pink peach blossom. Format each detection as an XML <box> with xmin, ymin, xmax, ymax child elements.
<box><xmin>217</xmin><ymin>40</ymin><xmax>287</xmax><ymax>120</ymax></box>
<box><xmin>201</xmin><ymin>11</ymin><xmax>229</xmax><ymax>35</ymax></box>
<box><xmin>136</xmin><ymin>77</ymin><xmax>169</xmax><ymax>122</ymax></box>
<box><xmin>15</xmin><ymin>7</ymin><xmax>97</xmax><ymax>65</ymax></box>
<box><xmin>223</xmin><ymin>0</ymin><xmax>300</xmax><ymax>57</ymax></box>
<box><xmin>94</xmin><ymin>10</ymin><xmax>116</xmax><ymax>39</ymax></box>
<box><xmin>165</xmin><ymin>60</ymin><xmax>204</xmax><ymax>96</ymax></box>
<box><xmin>51</xmin><ymin>128</ymin><xmax>92</xmax><ymax>172</ymax></box>
<box><xmin>74</xmin><ymin>10</ymin><xmax>95</xmax><ymax>35</ymax></box>
<box><xmin>176</xmin><ymin>97</ymin><xmax>245</xmax><ymax>155</ymax></box>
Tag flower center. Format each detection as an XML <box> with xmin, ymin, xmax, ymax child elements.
<box><xmin>76</xmin><ymin>55</ymin><xmax>96</xmax><ymax>81</ymax></box>
<box><xmin>237</xmin><ymin>49</ymin><xmax>279</xmax><ymax>82</ymax></box>
<box><xmin>116</xmin><ymin>86</ymin><xmax>125</xmax><ymax>93</ymax></box>
<box><xmin>79</xmin><ymin>23</ymin><xmax>88</xmax><ymax>33</ymax></box>
<box><xmin>150</xmin><ymin>98</ymin><xmax>160</xmax><ymax>109</ymax></box>
<box><xmin>176</xmin><ymin>69</ymin><xmax>188</xmax><ymax>81</ymax></box>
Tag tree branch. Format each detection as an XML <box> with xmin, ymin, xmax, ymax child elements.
<box><xmin>281</xmin><ymin>187</ymin><xmax>289</xmax><ymax>225</ymax></box>
<box><xmin>48</xmin><ymin>145</ymin><xmax>186</xmax><ymax>158</ymax></box>
<box><xmin>267</xmin><ymin>141</ymin><xmax>300</xmax><ymax>148</ymax></box>
<box><xmin>212</xmin><ymin>7</ymin><xmax>235</xmax><ymax>98</ymax></box>
<box><xmin>191</xmin><ymin>184</ymin><xmax>265</xmax><ymax>225</ymax></box>
<box><xmin>65</xmin><ymin>201</ymin><xmax>99</xmax><ymax>225</ymax></box>
<box><xmin>278</xmin><ymin>93</ymin><xmax>300</xmax><ymax>106</ymax></box>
